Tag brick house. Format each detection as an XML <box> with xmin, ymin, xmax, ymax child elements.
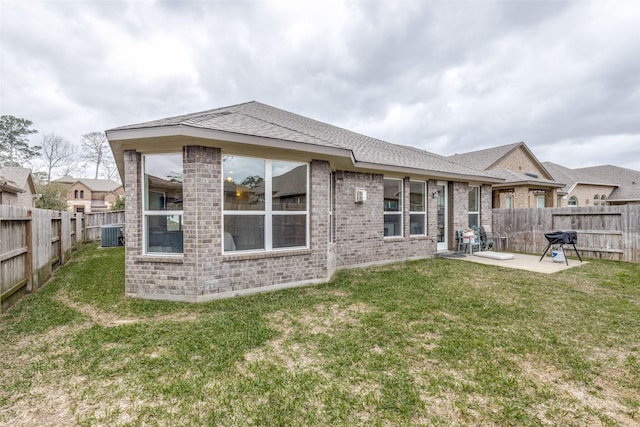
<box><xmin>53</xmin><ymin>176</ymin><xmax>124</xmax><ymax>213</ymax></box>
<box><xmin>0</xmin><ymin>167</ymin><xmax>37</xmax><ymax>208</ymax></box>
<box><xmin>573</xmin><ymin>165</ymin><xmax>640</xmax><ymax>205</ymax></box>
<box><xmin>543</xmin><ymin>162</ymin><xmax>618</xmax><ymax>207</ymax></box>
<box><xmin>106</xmin><ymin>101</ymin><xmax>501</xmax><ymax>302</ymax></box>
<box><xmin>447</xmin><ymin>142</ymin><xmax>564</xmax><ymax>208</ymax></box>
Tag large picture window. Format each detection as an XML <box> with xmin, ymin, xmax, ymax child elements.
<box><xmin>143</xmin><ymin>153</ymin><xmax>183</xmax><ymax>254</ymax></box>
<box><xmin>468</xmin><ymin>185</ymin><xmax>479</xmax><ymax>228</ymax></box>
<box><xmin>223</xmin><ymin>156</ymin><xmax>308</xmax><ymax>252</ymax></box>
<box><xmin>384</xmin><ymin>178</ymin><xmax>402</xmax><ymax>237</ymax></box>
<box><xmin>409</xmin><ymin>181</ymin><xmax>426</xmax><ymax>235</ymax></box>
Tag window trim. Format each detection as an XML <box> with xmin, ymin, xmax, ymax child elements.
<box><xmin>383</xmin><ymin>178</ymin><xmax>403</xmax><ymax>238</ymax></box>
<box><xmin>468</xmin><ymin>185</ymin><xmax>480</xmax><ymax>228</ymax></box>
<box><xmin>409</xmin><ymin>180</ymin><xmax>426</xmax><ymax>236</ymax></box>
<box><xmin>568</xmin><ymin>196</ymin><xmax>578</xmax><ymax>207</ymax></box>
<box><xmin>222</xmin><ymin>156</ymin><xmax>309</xmax><ymax>254</ymax></box>
<box><xmin>141</xmin><ymin>153</ymin><xmax>184</xmax><ymax>256</ymax></box>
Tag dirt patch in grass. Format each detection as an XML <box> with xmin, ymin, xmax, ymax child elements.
<box><xmin>518</xmin><ymin>356</ymin><xmax>637</xmax><ymax>426</ymax></box>
<box><xmin>239</xmin><ymin>302</ymin><xmax>376</xmax><ymax>376</ymax></box>
<box><xmin>55</xmin><ymin>290</ymin><xmax>198</xmax><ymax>327</ymax></box>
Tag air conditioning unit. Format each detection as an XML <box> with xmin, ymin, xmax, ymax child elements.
<box><xmin>101</xmin><ymin>224</ymin><xmax>124</xmax><ymax>247</ymax></box>
<box><xmin>355</xmin><ymin>188</ymin><xmax>367</xmax><ymax>203</ymax></box>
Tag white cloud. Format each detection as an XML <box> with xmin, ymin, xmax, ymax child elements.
<box><xmin>1</xmin><ymin>0</ymin><xmax>639</xmax><ymax>176</ymax></box>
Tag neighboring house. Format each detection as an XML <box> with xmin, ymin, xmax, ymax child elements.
<box><xmin>106</xmin><ymin>101</ymin><xmax>502</xmax><ymax>302</ymax></box>
<box><xmin>0</xmin><ymin>167</ymin><xmax>37</xmax><ymax>208</ymax></box>
<box><xmin>52</xmin><ymin>176</ymin><xmax>124</xmax><ymax>213</ymax></box>
<box><xmin>447</xmin><ymin>142</ymin><xmax>564</xmax><ymax>208</ymax></box>
<box><xmin>542</xmin><ymin>162</ymin><xmax>617</xmax><ymax>207</ymax></box>
<box><xmin>574</xmin><ymin>165</ymin><xmax>640</xmax><ymax>205</ymax></box>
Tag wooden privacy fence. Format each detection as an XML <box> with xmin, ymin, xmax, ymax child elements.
<box><xmin>0</xmin><ymin>206</ymin><xmax>125</xmax><ymax>312</ymax></box>
<box><xmin>492</xmin><ymin>205</ymin><xmax>640</xmax><ymax>263</ymax></box>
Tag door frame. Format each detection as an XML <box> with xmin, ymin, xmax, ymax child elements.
<box><xmin>436</xmin><ymin>181</ymin><xmax>449</xmax><ymax>252</ymax></box>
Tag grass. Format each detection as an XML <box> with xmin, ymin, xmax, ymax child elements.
<box><xmin>1</xmin><ymin>243</ymin><xmax>639</xmax><ymax>426</ymax></box>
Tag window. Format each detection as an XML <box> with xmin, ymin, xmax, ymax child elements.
<box><xmin>537</xmin><ymin>195</ymin><xmax>545</xmax><ymax>208</ymax></box>
<box><xmin>80</xmin><ymin>190</ymin><xmax>84</xmax><ymax>199</ymax></box>
<box><xmin>409</xmin><ymin>181</ymin><xmax>426</xmax><ymax>235</ymax></box>
<box><xmin>601</xmin><ymin>194</ymin><xmax>607</xmax><ymax>205</ymax></box>
<box><xmin>383</xmin><ymin>179</ymin><xmax>402</xmax><ymax>237</ymax></box>
<box><xmin>74</xmin><ymin>190</ymin><xmax>78</xmax><ymax>199</ymax></box>
<box><xmin>568</xmin><ymin>196</ymin><xmax>578</xmax><ymax>206</ymax></box>
<box><xmin>223</xmin><ymin>156</ymin><xmax>308</xmax><ymax>252</ymax></box>
<box><xmin>594</xmin><ymin>194</ymin><xmax>600</xmax><ymax>206</ymax></box>
<box><xmin>468</xmin><ymin>186</ymin><xmax>479</xmax><ymax>228</ymax></box>
<box><xmin>143</xmin><ymin>153</ymin><xmax>183</xmax><ymax>254</ymax></box>
<box><xmin>505</xmin><ymin>195</ymin><xmax>513</xmax><ymax>209</ymax></box>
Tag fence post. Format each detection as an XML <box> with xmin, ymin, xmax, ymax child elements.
<box><xmin>25</xmin><ymin>209</ymin><xmax>33</xmax><ymax>293</ymax></box>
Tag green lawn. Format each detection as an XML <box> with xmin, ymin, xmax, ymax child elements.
<box><xmin>1</xmin><ymin>244</ymin><xmax>638</xmax><ymax>426</ymax></box>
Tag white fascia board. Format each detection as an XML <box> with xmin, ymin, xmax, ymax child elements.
<box><xmin>107</xmin><ymin>125</ymin><xmax>353</xmax><ymax>159</ymax></box>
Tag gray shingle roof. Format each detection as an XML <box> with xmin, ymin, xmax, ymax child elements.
<box><xmin>447</xmin><ymin>143</ymin><xmax>522</xmax><ymax>171</ymax></box>
<box><xmin>574</xmin><ymin>165</ymin><xmax>640</xmax><ymax>201</ymax></box>
<box><xmin>446</xmin><ymin>142</ymin><xmax>561</xmax><ymax>187</ymax></box>
<box><xmin>485</xmin><ymin>169</ymin><xmax>563</xmax><ymax>188</ymax></box>
<box><xmin>53</xmin><ymin>176</ymin><xmax>122</xmax><ymax>192</ymax></box>
<box><xmin>108</xmin><ymin>101</ymin><xmax>499</xmax><ymax>181</ymax></box>
<box><xmin>542</xmin><ymin>161</ymin><xmax>616</xmax><ymax>193</ymax></box>
<box><xmin>0</xmin><ymin>167</ymin><xmax>32</xmax><ymax>190</ymax></box>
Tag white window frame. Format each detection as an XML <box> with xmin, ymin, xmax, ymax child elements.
<box><xmin>409</xmin><ymin>180</ymin><xmax>426</xmax><ymax>236</ymax></box>
<box><xmin>383</xmin><ymin>178</ymin><xmax>403</xmax><ymax>238</ymax></box>
<box><xmin>568</xmin><ymin>196</ymin><xmax>578</xmax><ymax>207</ymax></box>
<box><xmin>142</xmin><ymin>153</ymin><xmax>183</xmax><ymax>256</ymax></box>
<box><xmin>329</xmin><ymin>172</ymin><xmax>335</xmax><ymax>243</ymax></box>
<box><xmin>505</xmin><ymin>194</ymin><xmax>513</xmax><ymax>209</ymax></box>
<box><xmin>537</xmin><ymin>195</ymin><xmax>545</xmax><ymax>208</ymax></box>
<box><xmin>468</xmin><ymin>185</ymin><xmax>480</xmax><ymax>228</ymax></box>
<box><xmin>222</xmin><ymin>156</ymin><xmax>309</xmax><ymax>253</ymax></box>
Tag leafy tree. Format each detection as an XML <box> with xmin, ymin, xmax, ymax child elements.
<box><xmin>40</xmin><ymin>133</ymin><xmax>76</xmax><ymax>183</ymax></box>
<box><xmin>35</xmin><ymin>182</ymin><xmax>68</xmax><ymax>211</ymax></box>
<box><xmin>240</xmin><ymin>175</ymin><xmax>263</xmax><ymax>188</ymax></box>
<box><xmin>112</xmin><ymin>196</ymin><xmax>125</xmax><ymax>210</ymax></box>
<box><xmin>0</xmin><ymin>115</ymin><xmax>40</xmax><ymax>166</ymax></box>
<box><xmin>81</xmin><ymin>131</ymin><xmax>112</xmax><ymax>179</ymax></box>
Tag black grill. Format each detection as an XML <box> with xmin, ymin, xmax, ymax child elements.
<box><xmin>539</xmin><ymin>230</ymin><xmax>582</xmax><ymax>265</ymax></box>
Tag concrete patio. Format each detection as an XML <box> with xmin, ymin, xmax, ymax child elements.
<box><xmin>439</xmin><ymin>251</ymin><xmax>587</xmax><ymax>274</ymax></box>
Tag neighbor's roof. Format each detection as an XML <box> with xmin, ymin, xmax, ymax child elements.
<box><xmin>54</xmin><ymin>176</ymin><xmax>122</xmax><ymax>192</ymax></box>
<box><xmin>542</xmin><ymin>161</ymin><xmax>616</xmax><ymax>193</ymax></box>
<box><xmin>107</xmin><ymin>101</ymin><xmax>501</xmax><ymax>183</ymax></box>
<box><xmin>446</xmin><ymin>142</ymin><xmax>561</xmax><ymax>188</ymax></box>
<box><xmin>447</xmin><ymin>142</ymin><xmax>523</xmax><ymax>171</ymax></box>
<box><xmin>0</xmin><ymin>167</ymin><xmax>36</xmax><ymax>193</ymax></box>
<box><xmin>485</xmin><ymin>169</ymin><xmax>564</xmax><ymax>189</ymax></box>
<box><xmin>574</xmin><ymin>165</ymin><xmax>640</xmax><ymax>201</ymax></box>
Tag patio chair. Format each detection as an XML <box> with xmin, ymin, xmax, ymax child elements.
<box><xmin>479</xmin><ymin>226</ymin><xmax>495</xmax><ymax>251</ymax></box>
<box><xmin>456</xmin><ymin>229</ymin><xmax>481</xmax><ymax>255</ymax></box>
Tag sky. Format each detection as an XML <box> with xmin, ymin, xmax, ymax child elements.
<box><xmin>1</xmin><ymin>0</ymin><xmax>639</xmax><ymax>180</ymax></box>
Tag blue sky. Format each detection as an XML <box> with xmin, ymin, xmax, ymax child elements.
<box><xmin>1</xmin><ymin>0</ymin><xmax>639</xmax><ymax>178</ymax></box>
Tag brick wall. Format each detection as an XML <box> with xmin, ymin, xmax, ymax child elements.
<box><xmin>122</xmin><ymin>146</ymin><xmax>481</xmax><ymax>302</ymax></box>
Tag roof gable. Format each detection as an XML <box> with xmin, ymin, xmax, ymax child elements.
<box><xmin>0</xmin><ymin>167</ymin><xmax>36</xmax><ymax>194</ymax></box>
<box><xmin>448</xmin><ymin>142</ymin><xmax>554</xmax><ymax>179</ymax></box>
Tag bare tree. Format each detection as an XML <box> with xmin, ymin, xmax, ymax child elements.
<box><xmin>80</xmin><ymin>131</ymin><xmax>109</xmax><ymax>179</ymax></box>
<box><xmin>40</xmin><ymin>133</ymin><xmax>76</xmax><ymax>183</ymax></box>
<box><xmin>101</xmin><ymin>156</ymin><xmax>119</xmax><ymax>183</ymax></box>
